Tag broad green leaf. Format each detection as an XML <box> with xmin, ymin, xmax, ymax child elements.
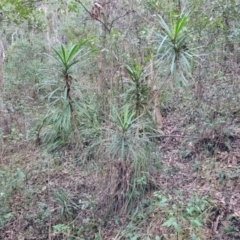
<box><xmin>190</xmin><ymin>219</ymin><xmax>203</xmax><ymax>227</ymax></box>
<box><xmin>162</xmin><ymin>217</ymin><xmax>176</xmax><ymax>227</ymax></box>
<box><xmin>191</xmin><ymin>234</ymin><xmax>197</xmax><ymax>240</ymax></box>
<box><xmin>16</xmin><ymin>168</ymin><xmax>25</xmax><ymax>180</ymax></box>
<box><xmin>173</xmin><ymin>222</ymin><xmax>181</xmax><ymax>233</ymax></box>
<box><xmin>130</xmin><ymin>236</ymin><xmax>139</xmax><ymax>240</ymax></box>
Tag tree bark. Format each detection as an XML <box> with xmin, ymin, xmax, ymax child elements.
<box><xmin>149</xmin><ymin>57</ymin><xmax>163</xmax><ymax>131</ymax></box>
<box><xmin>0</xmin><ymin>39</ymin><xmax>4</xmax><ymax>90</ymax></box>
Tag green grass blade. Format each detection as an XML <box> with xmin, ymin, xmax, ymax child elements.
<box><xmin>67</xmin><ymin>44</ymin><xmax>80</xmax><ymax>63</ymax></box>
<box><xmin>52</xmin><ymin>47</ymin><xmax>65</xmax><ymax>65</ymax></box>
<box><xmin>159</xmin><ymin>15</ymin><xmax>172</xmax><ymax>38</ymax></box>
<box><xmin>175</xmin><ymin>16</ymin><xmax>188</xmax><ymax>37</ymax></box>
<box><xmin>60</xmin><ymin>45</ymin><xmax>67</xmax><ymax>65</ymax></box>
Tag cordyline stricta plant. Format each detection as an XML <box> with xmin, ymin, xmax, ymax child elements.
<box><xmin>124</xmin><ymin>63</ymin><xmax>149</xmax><ymax>117</ymax></box>
<box><xmin>36</xmin><ymin>42</ymin><xmax>89</xmax><ymax>151</ymax></box>
<box><xmin>52</xmin><ymin>42</ymin><xmax>87</xmax><ymax>102</ymax></box>
<box><xmin>155</xmin><ymin>14</ymin><xmax>199</xmax><ymax>87</ymax></box>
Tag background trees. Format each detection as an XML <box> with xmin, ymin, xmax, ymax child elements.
<box><xmin>1</xmin><ymin>0</ymin><xmax>240</xmax><ymax>239</ymax></box>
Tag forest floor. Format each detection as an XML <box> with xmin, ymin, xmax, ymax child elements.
<box><xmin>1</xmin><ymin>79</ymin><xmax>240</xmax><ymax>240</ymax></box>
<box><xmin>1</xmin><ymin>108</ymin><xmax>240</xmax><ymax>240</ymax></box>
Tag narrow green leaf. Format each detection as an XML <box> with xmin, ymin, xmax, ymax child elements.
<box><xmin>174</xmin><ymin>16</ymin><xmax>187</xmax><ymax>39</ymax></box>
<box><xmin>52</xmin><ymin>47</ymin><xmax>65</xmax><ymax>64</ymax></box>
<box><xmin>68</xmin><ymin>40</ymin><xmax>88</xmax><ymax>62</ymax></box>
<box><xmin>170</xmin><ymin>52</ymin><xmax>176</xmax><ymax>74</ymax></box>
<box><xmin>61</xmin><ymin>45</ymin><xmax>67</xmax><ymax>64</ymax></box>
<box><xmin>67</xmin><ymin>44</ymin><xmax>80</xmax><ymax>63</ymax></box>
<box><xmin>176</xmin><ymin>35</ymin><xmax>188</xmax><ymax>49</ymax></box>
<box><xmin>159</xmin><ymin>15</ymin><xmax>172</xmax><ymax>38</ymax></box>
<box><xmin>157</xmin><ymin>35</ymin><xmax>168</xmax><ymax>54</ymax></box>
<box><xmin>66</xmin><ymin>59</ymin><xmax>80</xmax><ymax>71</ymax></box>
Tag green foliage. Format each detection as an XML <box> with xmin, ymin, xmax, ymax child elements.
<box><xmin>104</xmin><ymin>105</ymin><xmax>153</xmax><ymax>161</ymax></box>
<box><xmin>98</xmin><ymin>105</ymin><xmax>157</xmax><ymax>217</ymax></box>
<box><xmin>224</xmin><ymin>214</ymin><xmax>240</xmax><ymax>237</ymax></box>
<box><xmin>0</xmin><ymin>168</ymin><xmax>25</xmax><ymax>227</ymax></box>
<box><xmin>51</xmin><ymin>42</ymin><xmax>87</xmax><ymax>77</ymax></box>
<box><xmin>153</xmin><ymin>193</ymin><xmax>212</xmax><ymax>238</ymax></box>
<box><xmin>124</xmin><ymin>64</ymin><xmax>149</xmax><ymax>116</ymax></box>
<box><xmin>39</xmin><ymin>98</ymin><xmax>73</xmax><ymax>151</ymax></box>
<box><xmin>73</xmin><ymin>95</ymin><xmax>102</xmax><ymax>161</ymax></box>
<box><xmin>154</xmin><ymin>14</ymin><xmax>198</xmax><ymax>86</ymax></box>
<box><xmin>0</xmin><ymin>0</ymin><xmax>40</xmax><ymax>24</ymax></box>
<box><xmin>24</xmin><ymin>201</ymin><xmax>51</xmax><ymax>236</ymax></box>
<box><xmin>53</xmin><ymin>223</ymin><xmax>71</xmax><ymax>234</ymax></box>
<box><xmin>4</xmin><ymin>38</ymin><xmax>45</xmax><ymax>92</ymax></box>
<box><xmin>75</xmin><ymin>94</ymin><xmax>101</xmax><ymax>140</ymax></box>
<box><xmin>53</xmin><ymin>187</ymin><xmax>79</xmax><ymax>220</ymax></box>
<box><xmin>111</xmin><ymin>192</ymin><xmax>212</xmax><ymax>239</ymax></box>
<box><xmin>38</xmin><ymin>42</ymin><xmax>89</xmax><ymax>151</ymax></box>
<box><xmin>2</xmin><ymin>0</ymin><xmax>240</xmax><ymax>239</ymax></box>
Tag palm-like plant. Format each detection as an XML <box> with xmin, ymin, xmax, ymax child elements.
<box><xmin>37</xmin><ymin>98</ymin><xmax>73</xmax><ymax>152</ymax></box>
<box><xmin>124</xmin><ymin>64</ymin><xmax>149</xmax><ymax>117</ymax></box>
<box><xmin>51</xmin><ymin>42</ymin><xmax>87</xmax><ymax>101</ymax></box>
<box><xmin>52</xmin><ymin>44</ymin><xmax>85</xmax><ymax>74</ymax></box>
<box><xmin>101</xmin><ymin>105</ymin><xmax>156</xmax><ymax>215</ymax></box>
<box><xmin>37</xmin><ymin>42</ymin><xmax>88</xmax><ymax>151</ymax></box>
<box><xmin>155</xmin><ymin>15</ymin><xmax>198</xmax><ymax>86</ymax></box>
<box><xmin>105</xmin><ymin>105</ymin><xmax>152</xmax><ymax>161</ymax></box>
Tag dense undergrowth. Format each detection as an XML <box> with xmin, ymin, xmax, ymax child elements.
<box><xmin>1</xmin><ymin>72</ymin><xmax>240</xmax><ymax>239</ymax></box>
<box><xmin>1</xmin><ymin>0</ymin><xmax>240</xmax><ymax>239</ymax></box>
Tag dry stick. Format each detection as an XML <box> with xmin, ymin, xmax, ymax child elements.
<box><xmin>48</xmin><ymin>160</ymin><xmax>52</xmax><ymax>240</ymax></box>
<box><xmin>0</xmin><ymin>39</ymin><xmax>5</xmax><ymax>161</ymax></box>
<box><xmin>76</xmin><ymin>0</ymin><xmax>135</xmax><ymax>94</ymax></box>
<box><xmin>109</xmin><ymin>10</ymin><xmax>134</xmax><ymax>30</ymax></box>
<box><xmin>0</xmin><ymin>39</ymin><xmax>4</xmax><ymax>88</ymax></box>
<box><xmin>149</xmin><ymin>57</ymin><xmax>163</xmax><ymax>130</ymax></box>
<box><xmin>75</xmin><ymin>0</ymin><xmax>111</xmax><ymax>33</ymax></box>
<box><xmin>65</xmin><ymin>73</ymin><xmax>84</xmax><ymax>152</ymax></box>
<box><xmin>76</xmin><ymin>0</ymin><xmax>134</xmax><ymax>33</ymax></box>
<box><xmin>212</xmin><ymin>214</ymin><xmax>221</xmax><ymax>234</ymax></box>
<box><xmin>75</xmin><ymin>0</ymin><xmax>109</xmax><ymax>93</ymax></box>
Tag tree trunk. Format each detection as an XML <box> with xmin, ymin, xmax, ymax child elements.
<box><xmin>0</xmin><ymin>39</ymin><xmax>4</xmax><ymax>90</ymax></box>
<box><xmin>149</xmin><ymin>57</ymin><xmax>163</xmax><ymax>131</ymax></box>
